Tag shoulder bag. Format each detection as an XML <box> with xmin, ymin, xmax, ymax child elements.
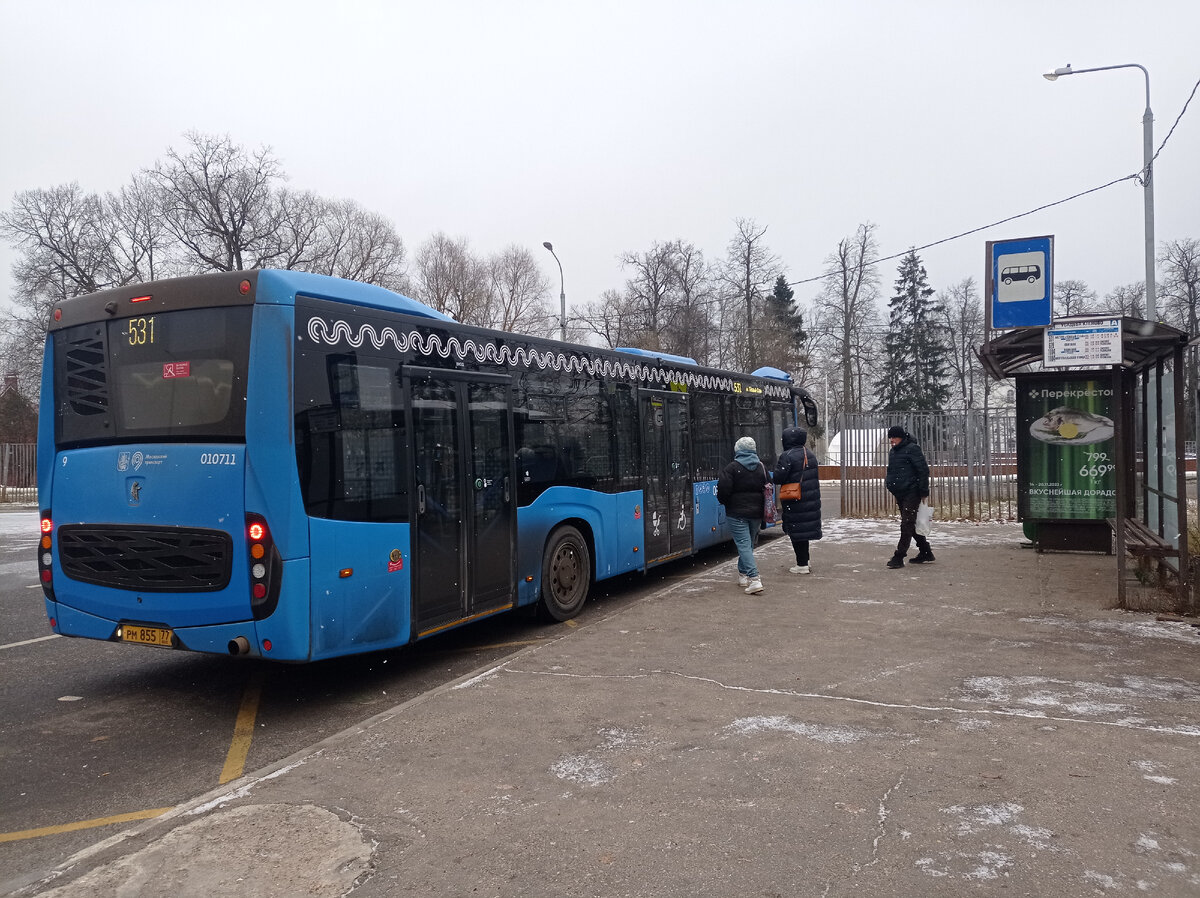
<box><xmin>777</xmin><ymin>450</ymin><xmax>806</xmax><ymax>502</ymax></box>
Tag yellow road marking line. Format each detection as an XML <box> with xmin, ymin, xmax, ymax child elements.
<box><xmin>219</xmin><ymin>671</ymin><xmax>263</xmax><ymax>784</ymax></box>
<box><xmin>0</xmin><ymin>807</ymin><xmax>172</xmax><ymax>843</ymax></box>
<box><xmin>462</xmin><ymin>638</ymin><xmax>551</xmax><ymax>650</ymax></box>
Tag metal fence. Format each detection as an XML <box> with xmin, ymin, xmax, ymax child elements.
<box><xmin>1</xmin><ymin>443</ymin><xmax>36</xmax><ymax>504</ymax></box>
<box><xmin>824</xmin><ymin>411</ymin><xmax>1018</xmax><ymax>521</ymax></box>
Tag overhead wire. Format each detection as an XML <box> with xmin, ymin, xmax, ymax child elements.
<box><xmin>786</xmin><ymin>75</ymin><xmax>1200</xmax><ymax>291</ymax></box>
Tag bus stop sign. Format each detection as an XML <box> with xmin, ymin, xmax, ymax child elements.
<box><xmin>988</xmin><ymin>235</ymin><xmax>1053</xmax><ymax>328</ymax></box>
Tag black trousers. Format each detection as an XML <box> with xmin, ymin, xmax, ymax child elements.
<box><xmin>895</xmin><ymin>491</ymin><xmax>931</xmax><ymax>557</ymax></box>
<box><xmin>788</xmin><ymin>535</ymin><xmax>810</xmax><ymax>566</ymax></box>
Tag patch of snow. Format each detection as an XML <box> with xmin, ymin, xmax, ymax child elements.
<box><xmin>727</xmin><ymin>715</ymin><xmax>872</xmax><ymax>744</ymax></box>
<box><xmin>0</xmin><ymin>510</ymin><xmax>38</xmax><ymax>540</ymax></box>
<box><xmin>822</xmin><ymin>518</ymin><xmax>1021</xmax><ymax>547</ymax></box>
<box><xmin>1021</xmin><ymin>615</ymin><xmax>1200</xmax><ymax>646</ymax></box>
<box><xmin>1144</xmin><ymin>774</ymin><xmax>1178</xmax><ymax>785</ymax></box>
<box><xmin>943</xmin><ymin>802</ymin><xmax>1023</xmax><ymax>834</ymax></box>
<box><xmin>550</xmin><ymin>754</ymin><xmax>615</xmax><ymax>786</ymax></box>
<box><xmin>1083</xmin><ymin>870</ymin><xmax>1121</xmax><ymax>889</ymax></box>
<box><xmin>960</xmin><ymin>675</ymin><xmax>1200</xmax><ymax>719</ymax></box>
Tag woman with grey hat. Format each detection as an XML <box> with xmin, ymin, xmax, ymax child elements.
<box><xmin>774</xmin><ymin>426</ymin><xmax>822</xmax><ymax>573</ymax></box>
<box><xmin>717</xmin><ymin>436</ymin><xmax>768</xmax><ymax>594</ymax></box>
<box><xmin>885</xmin><ymin>424</ymin><xmax>934</xmax><ymax>568</ymax></box>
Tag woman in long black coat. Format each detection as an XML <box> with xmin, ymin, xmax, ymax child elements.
<box><xmin>774</xmin><ymin>427</ymin><xmax>822</xmax><ymax>574</ymax></box>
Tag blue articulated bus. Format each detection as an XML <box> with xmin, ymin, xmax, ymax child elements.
<box><xmin>37</xmin><ymin>270</ymin><xmax>817</xmax><ymax>661</ymax></box>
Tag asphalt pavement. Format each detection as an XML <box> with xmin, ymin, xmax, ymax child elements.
<box><xmin>10</xmin><ymin>515</ymin><xmax>1200</xmax><ymax>898</ymax></box>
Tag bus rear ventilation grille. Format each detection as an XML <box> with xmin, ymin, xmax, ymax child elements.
<box><xmin>58</xmin><ymin>525</ymin><xmax>233</xmax><ymax>592</ymax></box>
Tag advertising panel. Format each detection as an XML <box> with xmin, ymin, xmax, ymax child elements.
<box><xmin>1016</xmin><ymin>372</ymin><xmax>1117</xmax><ymax>520</ymax></box>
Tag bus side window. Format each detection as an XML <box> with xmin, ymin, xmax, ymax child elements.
<box><xmin>691</xmin><ymin>392</ymin><xmax>724</xmax><ymax>481</ymax></box>
<box><xmin>610</xmin><ymin>383</ymin><xmax>640</xmax><ymax>492</ymax></box>
<box><xmin>293</xmin><ymin>349</ymin><xmax>408</xmax><ymax>523</ymax></box>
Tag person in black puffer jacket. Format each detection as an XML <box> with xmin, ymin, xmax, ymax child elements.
<box><xmin>884</xmin><ymin>425</ymin><xmax>934</xmax><ymax>568</ymax></box>
<box><xmin>774</xmin><ymin>427</ymin><xmax>822</xmax><ymax>574</ymax></box>
<box><xmin>717</xmin><ymin>436</ymin><xmax>768</xmax><ymax>595</ymax></box>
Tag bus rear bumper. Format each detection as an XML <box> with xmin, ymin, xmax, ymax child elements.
<box><xmin>47</xmin><ymin>602</ymin><xmax>285</xmax><ymax>659</ymax></box>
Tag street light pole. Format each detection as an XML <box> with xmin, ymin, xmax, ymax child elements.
<box><xmin>1043</xmin><ymin>63</ymin><xmax>1156</xmax><ymax>320</ymax></box>
<box><xmin>542</xmin><ymin>241</ymin><xmax>567</xmax><ymax>341</ymax></box>
<box><xmin>1044</xmin><ymin>62</ymin><xmax>1175</xmax><ymax>536</ymax></box>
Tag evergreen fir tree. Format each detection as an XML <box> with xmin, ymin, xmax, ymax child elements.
<box><xmin>758</xmin><ymin>275</ymin><xmax>808</xmax><ymax>371</ymax></box>
<box><xmin>875</xmin><ymin>250</ymin><xmax>951</xmax><ymax>411</ymax></box>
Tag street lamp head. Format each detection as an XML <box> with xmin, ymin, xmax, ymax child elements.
<box><xmin>1043</xmin><ymin>64</ymin><xmax>1073</xmax><ymax>82</ymax></box>
<box><xmin>542</xmin><ymin>241</ymin><xmax>554</xmax><ymax>252</ymax></box>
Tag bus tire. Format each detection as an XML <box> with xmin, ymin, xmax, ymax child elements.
<box><xmin>538</xmin><ymin>525</ymin><xmax>591</xmax><ymax>622</ymax></box>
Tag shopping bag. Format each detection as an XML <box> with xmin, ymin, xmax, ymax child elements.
<box><xmin>763</xmin><ymin>482</ymin><xmax>778</xmax><ymax>525</ymax></box>
<box><xmin>762</xmin><ymin>464</ymin><xmax>778</xmax><ymax>524</ymax></box>
<box><xmin>915</xmin><ymin>501</ymin><xmax>933</xmax><ymax>537</ymax></box>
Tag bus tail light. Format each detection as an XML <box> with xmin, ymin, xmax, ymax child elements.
<box><xmin>246</xmin><ymin>513</ymin><xmax>281</xmax><ymax>620</ymax></box>
<box><xmin>37</xmin><ymin>511</ymin><xmax>55</xmax><ymax>601</ymax></box>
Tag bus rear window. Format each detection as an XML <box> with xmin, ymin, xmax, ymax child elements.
<box><xmin>55</xmin><ymin>307</ymin><xmax>252</xmax><ymax>446</ymax></box>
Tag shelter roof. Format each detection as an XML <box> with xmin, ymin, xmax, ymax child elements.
<box><xmin>979</xmin><ymin>317</ymin><xmax>1191</xmax><ymax>379</ymax></box>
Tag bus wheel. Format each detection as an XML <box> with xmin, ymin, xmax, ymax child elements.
<box><xmin>539</xmin><ymin>525</ymin><xmax>591</xmax><ymax>621</ymax></box>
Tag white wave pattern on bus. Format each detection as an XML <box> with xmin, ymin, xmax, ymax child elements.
<box><xmin>306</xmin><ymin>317</ymin><xmax>790</xmax><ymax>398</ymax></box>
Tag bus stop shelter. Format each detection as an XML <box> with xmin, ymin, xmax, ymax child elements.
<box><xmin>979</xmin><ymin>318</ymin><xmax>1194</xmax><ymax>612</ymax></box>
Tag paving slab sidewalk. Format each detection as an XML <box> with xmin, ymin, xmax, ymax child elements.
<box><xmin>14</xmin><ymin>519</ymin><xmax>1200</xmax><ymax>898</ymax></box>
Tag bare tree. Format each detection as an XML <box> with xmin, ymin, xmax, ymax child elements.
<box><xmin>270</xmin><ymin>189</ymin><xmax>328</xmax><ymax>273</ymax></box>
<box><xmin>595</xmin><ymin>240</ymin><xmax>716</xmax><ymax>361</ymax></box>
<box><xmin>619</xmin><ymin>241</ymin><xmax>678</xmax><ymax>352</ymax></box>
<box><xmin>720</xmin><ymin>219</ymin><xmax>779</xmax><ymax>371</ymax></box>
<box><xmin>939</xmin><ymin>277</ymin><xmax>985</xmax><ymax>409</ymax></box>
<box><xmin>485</xmin><ymin>245</ymin><xmax>552</xmax><ymax>334</ymax></box>
<box><xmin>663</xmin><ymin>240</ymin><xmax>714</xmax><ymax>363</ymax></box>
<box><xmin>411</xmin><ymin>232</ymin><xmax>489</xmax><ymax>323</ymax></box>
<box><xmin>1052</xmin><ymin>278</ymin><xmax>1097</xmax><ymax>318</ymax></box>
<box><xmin>0</xmin><ymin>183</ymin><xmax>129</xmax><ymax>385</ymax></box>
<box><xmin>1160</xmin><ymin>238</ymin><xmax>1200</xmax><ymax>337</ymax></box>
<box><xmin>0</xmin><ymin>314</ymin><xmax>49</xmax><ymax>403</ymax></box>
<box><xmin>1100</xmin><ymin>282</ymin><xmax>1145</xmax><ymax>318</ymax></box>
<box><xmin>1159</xmin><ymin>237</ymin><xmax>1200</xmax><ymax>435</ymax></box>
<box><xmin>309</xmin><ymin>197</ymin><xmax>408</xmax><ymax>292</ymax></box>
<box><xmin>575</xmin><ymin>288</ymin><xmax>641</xmax><ymax>349</ymax></box>
<box><xmin>1</xmin><ymin>131</ymin><xmax>417</xmax><ymax>408</ymax></box>
<box><xmin>107</xmin><ymin>173</ymin><xmax>176</xmax><ymax>284</ymax></box>
<box><xmin>148</xmin><ymin>131</ymin><xmax>284</xmax><ymax>272</ymax></box>
<box><xmin>814</xmin><ymin>222</ymin><xmax>882</xmax><ymax>413</ymax></box>
<box><xmin>0</xmin><ymin>182</ymin><xmax>120</xmax><ymax>298</ymax></box>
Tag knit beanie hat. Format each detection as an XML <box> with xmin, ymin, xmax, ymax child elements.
<box><xmin>735</xmin><ymin>436</ymin><xmax>757</xmax><ymax>453</ymax></box>
<box><xmin>887</xmin><ymin>425</ymin><xmax>906</xmax><ymax>439</ymax></box>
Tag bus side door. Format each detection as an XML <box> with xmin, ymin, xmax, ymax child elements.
<box><xmin>640</xmin><ymin>391</ymin><xmax>693</xmax><ymax>564</ymax></box>
<box><xmin>408</xmin><ymin>370</ymin><xmax>515</xmax><ymax>635</ymax></box>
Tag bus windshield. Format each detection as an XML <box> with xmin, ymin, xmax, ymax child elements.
<box><xmin>53</xmin><ymin>306</ymin><xmax>252</xmax><ymax>447</ymax></box>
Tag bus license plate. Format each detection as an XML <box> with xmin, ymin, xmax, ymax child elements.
<box><xmin>120</xmin><ymin>624</ymin><xmax>174</xmax><ymax>647</ymax></box>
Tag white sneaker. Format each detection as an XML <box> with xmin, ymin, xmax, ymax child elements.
<box><xmin>744</xmin><ymin>579</ymin><xmax>764</xmax><ymax>595</ymax></box>
<box><xmin>789</xmin><ymin>565</ymin><xmax>810</xmax><ymax>574</ymax></box>
<box><xmin>738</xmin><ymin>574</ymin><xmax>750</xmax><ymax>587</ymax></box>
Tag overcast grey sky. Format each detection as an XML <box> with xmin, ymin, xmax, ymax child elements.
<box><xmin>2</xmin><ymin>0</ymin><xmax>1198</xmax><ymax>327</ymax></box>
